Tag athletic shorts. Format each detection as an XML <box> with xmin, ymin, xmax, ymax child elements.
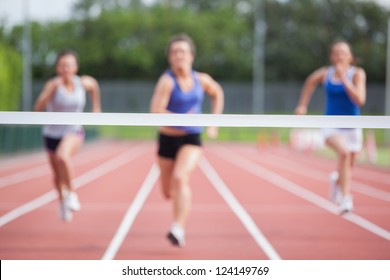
<box><xmin>322</xmin><ymin>128</ymin><xmax>363</xmax><ymax>152</ymax></box>
<box><xmin>158</xmin><ymin>133</ymin><xmax>202</xmax><ymax>159</ymax></box>
<box><xmin>43</xmin><ymin>129</ymin><xmax>85</xmax><ymax>152</ymax></box>
<box><xmin>44</xmin><ymin>136</ymin><xmax>62</xmax><ymax>152</ymax></box>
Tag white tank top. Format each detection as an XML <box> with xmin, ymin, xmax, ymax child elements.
<box><xmin>43</xmin><ymin>75</ymin><xmax>86</xmax><ymax>138</ymax></box>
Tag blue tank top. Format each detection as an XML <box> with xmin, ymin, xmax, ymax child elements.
<box><xmin>166</xmin><ymin>70</ymin><xmax>204</xmax><ymax>133</ymax></box>
<box><xmin>323</xmin><ymin>66</ymin><xmax>360</xmax><ymax>116</ymax></box>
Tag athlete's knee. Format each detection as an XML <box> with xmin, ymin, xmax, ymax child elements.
<box><xmin>55</xmin><ymin>152</ymin><xmax>71</xmax><ymax>167</ymax></box>
<box><xmin>338</xmin><ymin>149</ymin><xmax>351</xmax><ymax>162</ymax></box>
<box><xmin>171</xmin><ymin>172</ymin><xmax>189</xmax><ymax>189</ymax></box>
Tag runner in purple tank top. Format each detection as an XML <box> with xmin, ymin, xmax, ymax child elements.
<box><xmin>150</xmin><ymin>34</ymin><xmax>224</xmax><ymax>247</ymax></box>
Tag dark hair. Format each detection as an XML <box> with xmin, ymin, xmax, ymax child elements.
<box><xmin>166</xmin><ymin>33</ymin><xmax>196</xmax><ymax>57</ymax></box>
<box><xmin>55</xmin><ymin>49</ymin><xmax>79</xmax><ymax>66</ymax></box>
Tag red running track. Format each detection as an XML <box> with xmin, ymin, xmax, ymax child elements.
<box><xmin>0</xmin><ymin>139</ymin><xmax>389</xmax><ymax>260</ymax></box>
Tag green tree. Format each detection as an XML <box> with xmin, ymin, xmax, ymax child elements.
<box><xmin>2</xmin><ymin>0</ymin><xmax>389</xmax><ymax>82</ymax></box>
<box><xmin>265</xmin><ymin>0</ymin><xmax>389</xmax><ymax>82</ymax></box>
<box><xmin>0</xmin><ymin>44</ymin><xmax>22</xmax><ymax>110</ymax></box>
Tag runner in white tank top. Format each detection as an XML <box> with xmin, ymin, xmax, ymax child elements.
<box><xmin>43</xmin><ymin>75</ymin><xmax>86</xmax><ymax>138</ymax></box>
<box><xmin>34</xmin><ymin>50</ymin><xmax>101</xmax><ymax>222</ymax></box>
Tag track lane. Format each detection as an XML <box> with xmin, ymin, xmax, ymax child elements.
<box><xmin>205</xmin><ymin>143</ymin><xmax>390</xmax><ymax>259</ymax></box>
<box><xmin>0</xmin><ymin>142</ymin><xmax>153</xmax><ymax>259</ymax></box>
<box><xmin>244</xmin><ymin>146</ymin><xmax>390</xmax><ymax>232</ymax></box>
<box><xmin>0</xmin><ymin>141</ymin><xmax>146</xmax><ymax>217</ymax></box>
<box><xmin>114</xmin><ymin>165</ymin><xmax>270</xmax><ymax>260</ymax></box>
<box><xmin>274</xmin><ymin>147</ymin><xmax>389</xmax><ymax>189</ymax></box>
<box><xmin>0</xmin><ymin>140</ymin><xmax>389</xmax><ymax>260</ymax></box>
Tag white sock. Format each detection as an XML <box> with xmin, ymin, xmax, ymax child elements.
<box><xmin>171</xmin><ymin>223</ymin><xmax>184</xmax><ymax>237</ymax></box>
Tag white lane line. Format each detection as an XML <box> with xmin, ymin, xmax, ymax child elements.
<box><xmin>242</xmin><ymin>149</ymin><xmax>390</xmax><ymax>203</ymax></box>
<box><xmin>0</xmin><ymin>140</ymin><xmax>105</xmax><ymax>171</ymax></box>
<box><xmin>353</xmin><ymin>182</ymin><xmax>390</xmax><ymax>202</ymax></box>
<box><xmin>0</xmin><ymin>190</ymin><xmax>58</xmax><ymax>227</ymax></box>
<box><xmin>213</xmin><ymin>148</ymin><xmax>390</xmax><ymax>241</ymax></box>
<box><xmin>0</xmin><ymin>153</ymin><xmax>46</xmax><ymax>171</ymax></box>
<box><xmin>0</xmin><ymin>143</ymin><xmax>148</xmax><ymax>228</ymax></box>
<box><xmin>199</xmin><ymin>158</ymin><xmax>282</xmax><ymax>260</ymax></box>
<box><xmin>269</xmin><ymin>151</ymin><xmax>390</xmax><ymax>202</ymax></box>
<box><xmin>0</xmin><ymin>165</ymin><xmax>50</xmax><ymax>189</ymax></box>
<box><xmin>101</xmin><ymin>164</ymin><xmax>159</xmax><ymax>260</ymax></box>
<box><xmin>0</xmin><ymin>144</ymin><xmax>122</xmax><ymax>189</ymax></box>
<box><xmin>274</xmin><ymin>148</ymin><xmax>389</xmax><ymax>184</ymax></box>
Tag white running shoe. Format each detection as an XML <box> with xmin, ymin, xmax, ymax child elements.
<box><xmin>329</xmin><ymin>171</ymin><xmax>342</xmax><ymax>204</ymax></box>
<box><xmin>62</xmin><ymin>189</ymin><xmax>81</xmax><ymax>212</ymax></box>
<box><xmin>67</xmin><ymin>192</ymin><xmax>81</xmax><ymax>212</ymax></box>
<box><xmin>59</xmin><ymin>200</ymin><xmax>73</xmax><ymax>222</ymax></box>
<box><xmin>340</xmin><ymin>195</ymin><xmax>353</xmax><ymax>213</ymax></box>
<box><xmin>167</xmin><ymin>223</ymin><xmax>185</xmax><ymax>247</ymax></box>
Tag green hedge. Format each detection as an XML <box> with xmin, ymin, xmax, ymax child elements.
<box><xmin>0</xmin><ymin>126</ymin><xmax>98</xmax><ymax>154</ymax></box>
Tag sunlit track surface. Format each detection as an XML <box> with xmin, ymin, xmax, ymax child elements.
<box><xmin>0</xmin><ymin>140</ymin><xmax>389</xmax><ymax>260</ymax></box>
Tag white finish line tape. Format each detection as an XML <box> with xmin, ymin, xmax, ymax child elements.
<box><xmin>0</xmin><ymin>112</ymin><xmax>389</xmax><ymax>128</ymax></box>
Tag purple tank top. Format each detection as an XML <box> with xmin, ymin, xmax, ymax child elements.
<box><xmin>166</xmin><ymin>70</ymin><xmax>204</xmax><ymax>134</ymax></box>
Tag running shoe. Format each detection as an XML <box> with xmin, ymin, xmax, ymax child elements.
<box><xmin>59</xmin><ymin>200</ymin><xmax>73</xmax><ymax>222</ymax></box>
<box><xmin>167</xmin><ymin>223</ymin><xmax>185</xmax><ymax>247</ymax></box>
<box><xmin>340</xmin><ymin>195</ymin><xmax>353</xmax><ymax>214</ymax></box>
<box><xmin>62</xmin><ymin>189</ymin><xmax>81</xmax><ymax>212</ymax></box>
<box><xmin>329</xmin><ymin>171</ymin><xmax>342</xmax><ymax>204</ymax></box>
<box><xmin>67</xmin><ymin>192</ymin><xmax>81</xmax><ymax>212</ymax></box>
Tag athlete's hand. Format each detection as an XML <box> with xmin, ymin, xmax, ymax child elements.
<box><xmin>334</xmin><ymin>63</ymin><xmax>349</xmax><ymax>82</ymax></box>
<box><xmin>295</xmin><ymin>105</ymin><xmax>307</xmax><ymax>115</ymax></box>
<box><xmin>206</xmin><ymin>126</ymin><xmax>219</xmax><ymax>139</ymax></box>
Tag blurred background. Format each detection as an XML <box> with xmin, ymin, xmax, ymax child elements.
<box><xmin>1</xmin><ymin>0</ymin><xmax>389</xmax><ymax>166</ymax></box>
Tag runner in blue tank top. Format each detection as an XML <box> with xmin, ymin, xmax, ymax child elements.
<box><xmin>34</xmin><ymin>50</ymin><xmax>101</xmax><ymax>222</ymax></box>
<box><xmin>150</xmin><ymin>34</ymin><xmax>224</xmax><ymax>247</ymax></box>
<box><xmin>295</xmin><ymin>41</ymin><xmax>366</xmax><ymax>214</ymax></box>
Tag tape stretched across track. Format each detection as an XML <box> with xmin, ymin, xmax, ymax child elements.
<box><xmin>0</xmin><ymin>112</ymin><xmax>389</xmax><ymax>129</ymax></box>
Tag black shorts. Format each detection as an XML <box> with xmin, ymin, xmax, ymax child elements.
<box><xmin>44</xmin><ymin>136</ymin><xmax>62</xmax><ymax>152</ymax></box>
<box><xmin>43</xmin><ymin>129</ymin><xmax>85</xmax><ymax>152</ymax></box>
<box><xmin>158</xmin><ymin>133</ymin><xmax>202</xmax><ymax>159</ymax></box>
